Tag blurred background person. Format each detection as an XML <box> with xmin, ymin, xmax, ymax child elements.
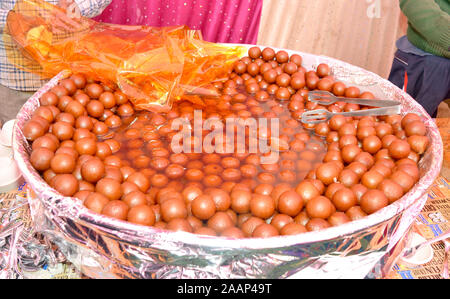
<box><xmin>388</xmin><ymin>0</ymin><xmax>450</xmax><ymax>117</ymax></box>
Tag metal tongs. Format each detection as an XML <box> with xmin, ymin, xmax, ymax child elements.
<box><xmin>301</xmin><ymin>90</ymin><xmax>401</xmax><ymax>124</ymax></box>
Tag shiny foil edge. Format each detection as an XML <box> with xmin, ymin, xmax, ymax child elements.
<box><xmin>11</xmin><ymin>46</ymin><xmax>443</xmax><ymax>279</ymax></box>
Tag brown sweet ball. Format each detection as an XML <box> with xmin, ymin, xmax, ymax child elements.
<box><xmin>338</xmin><ymin>169</ymin><xmax>359</xmax><ymax>188</ymax></box>
<box><xmin>332</xmin><ymin>188</ymin><xmax>357</xmax><ymax>212</ymax></box>
<box><xmin>194</xmin><ymin>227</ymin><xmax>217</xmax><ymax>236</ymax></box>
<box><xmin>240</xmin><ymin>216</ymin><xmax>264</xmax><ymax>237</ymax></box>
<box><xmin>401</xmin><ymin>113</ymin><xmax>422</xmax><ymax>129</ymax></box>
<box><xmin>166</xmin><ymin>218</ymin><xmax>193</xmax><ymax>232</ymax></box>
<box><xmin>191</xmin><ymin>194</ymin><xmax>216</xmax><ymax>220</ymax></box>
<box><xmin>407</xmin><ymin>135</ymin><xmax>429</xmax><ymax>154</ymax></box>
<box><xmin>85</xmin><ymin>83</ymin><xmax>103</xmax><ymax>98</ymax></box>
<box><xmin>397</xmin><ymin>162</ymin><xmax>420</xmax><ymax>182</ymax></box>
<box><xmin>30</xmin><ymin>148</ymin><xmax>54</xmax><ymax>171</ymax></box>
<box><xmin>74</xmin><ymin>190</ymin><xmax>92</xmax><ymax>202</ymax></box>
<box><xmin>275</xmin><ymin>50</ymin><xmax>289</xmax><ymax>63</ymax></box>
<box><xmin>58</xmin><ymin>140</ymin><xmax>75</xmax><ymax>150</ymax></box>
<box><xmin>102</xmin><ymin>200</ymin><xmax>129</xmax><ymax>220</ymax></box>
<box><xmin>121</xmin><ymin>182</ymin><xmax>140</xmax><ymax>198</ymax></box>
<box><xmin>181</xmin><ymin>186</ymin><xmax>203</xmax><ymax>203</ymax></box>
<box><xmin>75</xmin><ymin>115</ymin><xmax>93</xmax><ymax>130</ymax></box>
<box><xmin>332</xmin><ymin>82</ymin><xmax>346</xmax><ymax>96</ymax></box>
<box><xmin>122</xmin><ymin>191</ymin><xmax>148</xmax><ymax>208</ymax></box>
<box><xmin>278</xmin><ymin>190</ymin><xmax>304</xmax><ymax>217</ymax></box>
<box><xmin>404</xmin><ymin>120</ymin><xmax>426</xmax><ymax>137</ymax></box>
<box><xmin>338</xmin><ymin>123</ymin><xmax>357</xmax><ymax>137</ymax></box>
<box><xmin>390</xmin><ymin>170</ymin><xmax>415</xmax><ymax>193</ymax></box>
<box><xmin>328</xmin><ymin>212</ymin><xmax>351</xmax><ymax>227</ymax></box>
<box><xmin>360</xmin><ymin>170</ymin><xmax>384</xmax><ymax>189</ymax></box>
<box><xmin>317</xmin><ymin>78</ymin><xmax>333</xmax><ymax>92</ymax></box>
<box><xmin>252</xmin><ymin>223</ymin><xmax>279</xmax><ymax>238</ymax></box>
<box><xmin>51</xmin><ymin>85</ymin><xmax>69</xmax><ymax>98</ymax></box>
<box><xmin>84</xmin><ymin>192</ymin><xmax>109</xmax><ymax>213</ymax></box>
<box><xmin>165</xmin><ymin>164</ymin><xmax>185</xmax><ymax>180</ymax></box>
<box><xmin>280</xmin><ymin>222</ymin><xmax>307</xmax><ymax>235</ymax></box>
<box><xmin>65</xmin><ymin>100</ymin><xmax>85</xmax><ymax>118</ymax></box>
<box><xmin>51</xmin><ymin>121</ymin><xmax>74</xmax><ymax>141</ymax></box>
<box><xmin>204</xmin><ymin>188</ymin><xmax>231</xmax><ymax>211</ymax></box>
<box><xmin>305</xmin><ymin>196</ymin><xmax>335</xmax><ymax>219</ymax></box>
<box><xmin>126</xmin><ymin>172</ymin><xmax>150</xmax><ymax>193</ymax></box>
<box><xmin>50</xmin><ymin>153</ymin><xmax>76</xmax><ymax>174</ymax></box>
<box><xmin>350</xmin><ymin>184</ymin><xmax>368</xmax><ymax>204</ymax></box>
<box><xmin>78</xmin><ymin>180</ymin><xmax>95</xmax><ymax>192</ymax></box>
<box><xmin>95</xmin><ymin>178</ymin><xmax>122</xmax><ymax>201</ymax></box>
<box><xmin>70</xmin><ymin>74</ymin><xmax>86</xmax><ymax>89</ymax></box>
<box><xmin>316</xmin><ymin>63</ymin><xmax>330</xmax><ymax>78</ymax></box>
<box><xmin>324</xmin><ymin>182</ymin><xmax>345</xmax><ymax>199</ymax></box>
<box><xmin>360</xmin><ymin>189</ymin><xmax>388</xmax><ymax>214</ymax></box>
<box><xmin>86</xmin><ymin>100</ymin><xmax>105</xmax><ymax>118</ymax></box>
<box><xmin>105</xmin><ymin>115</ymin><xmax>122</xmax><ymax>129</ymax></box>
<box><xmin>362</xmin><ymin>135</ymin><xmax>382</xmax><ymax>154</ymax></box>
<box><xmin>305</xmin><ymin>74</ymin><xmax>319</xmax><ymax>90</ymax></box>
<box><xmin>186</xmin><ymin>215</ymin><xmax>203</xmax><ymax>231</ymax></box>
<box><xmin>246</xmin><ymin>63</ymin><xmax>260</xmax><ymax>76</ymax></box>
<box><xmin>56</xmin><ymin>95</ymin><xmax>72</xmax><ymax>112</ymax></box>
<box><xmin>377</xmin><ymin>179</ymin><xmax>404</xmax><ymax>204</ymax></box>
<box><xmin>207</xmin><ymin>211</ymin><xmax>234</xmax><ymax>233</ymax></box>
<box><xmin>340</xmin><ymin>144</ymin><xmax>362</xmax><ymax>164</ymax></box>
<box><xmin>225</xmin><ymin>209</ymin><xmax>238</xmax><ymax>226</ymax></box>
<box><xmin>344</xmin><ymin>86</ymin><xmax>360</xmax><ymax>98</ymax></box>
<box><xmin>248</xmin><ymin>46</ymin><xmax>262</xmax><ymax>59</ymax></box>
<box><xmin>388</xmin><ymin>139</ymin><xmax>411</xmax><ymax>159</ymax></box>
<box><xmin>316</xmin><ymin>162</ymin><xmax>341</xmax><ymax>185</ymax></box>
<box><xmin>73</xmin><ymin>128</ymin><xmax>95</xmax><ymax>141</ymax></box>
<box><xmin>295</xmin><ymin>181</ymin><xmax>321</xmax><ymax>204</ymax></box>
<box><xmin>221</xmin><ymin>227</ymin><xmax>245</xmax><ymax>238</ymax></box>
<box><xmin>305</xmin><ymin>218</ymin><xmax>331</xmax><ymax>231</ymax></box>
<box><xmin>233</xmin><ymin>61</ymin><xmax>247</xmax><ymax>74</ymax></box>
<box><xmin>34</xmin><ymin>106</ymin><xmax>54</xmax><ymax>123</ymax></box>
<box><xmin>150</xmin><ymin>174</ymin><xmax>168</xmax><ymax>188</ymax></box>
<box><xmin>40</xmin><ymin>91</ymin><xmax>59</xmax><ymax>106</ymax></box>
<box><xmin>47</xmin><ymin>106</ymin><xmax>61</xmax><ymax>120</ymax></box>
<box><xmin>230</xmin><ymin>189</ymin><xmax>252</xmax><ymax>214</ymax></box>
<box><xmin>345</xmin><ymin>206</ymin><xmax>367</xmax><ymax>220</ymax></box>
<box><xmin>81</xmin><ymin>157</ymin><xmax>105</xmax><ymax>183</ymax></box>
<box><xmin>32</xmin><ymin>135</ymin><xmax>58</xmax><ymax>152</ymax></box>
<box><xmin>98</xmin><ymin>91</ymin><xmax>116</xmax><ymax>109</ymax></box>
<box><xmin>127</xmin><ymin>204</ymin><xmax>155</xmax><ymax>226</ymax></box>
<box><xmin>276</xmin><ymin>73</ymin><xmax>291</xmax><ymax>87</ymax></box>
<box><xmin>294</xmin><ymin>209</ymin><xmax>310</xmax><ymax>226</ymax></box>
<box><xmin>250</xmin><ymin>194</ymin><xmax>275</xmax><ymax>219</ymax></box>
<box><xmin>262</xmin><ymin>47</ymin><xmax>276</xmax><ymax>61</ymax></box>
<box><xmin>95</xmin><ymin>142</ymin><xmax>112</xmax><ymax>160</ymax></box>
<box><xmin>371</xmin><ymin>163</ymin><xmax>392</xmax><ymax>178</ymax></box>
<box><xmin>75</xmin><ymin>138</ymin><xmax>97</xmax><ymax>156</ymax></box>
<box><xmin>157</xmin><ymin>192</ymin><xmax>187</xmax><ymax>219</ymax></box>
<box><xmin>51</xmin><ymin>174</ymin><xmax>79</xmax><ymax>197</ymax></box>
<box><xmin>23</xmin><ymin>120</ymin><xmax>45</xmax><ymax>141</ymax></box>
<box><xmin>270</xmin><ymin>214</ymin><xmax>294</xmax><ymax>232</ymax></box>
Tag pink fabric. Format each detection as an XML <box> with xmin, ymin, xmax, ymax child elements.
<box><xmin>93</xmin><ymin>0</ymin><xmax>263</xmax><ymax>44</ymax></box>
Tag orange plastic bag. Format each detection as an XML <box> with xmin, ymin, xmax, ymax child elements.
<box><xmin>3</xmin><ymin>0</ymin><xmax>245</xmax><ymax>112</ymax></box>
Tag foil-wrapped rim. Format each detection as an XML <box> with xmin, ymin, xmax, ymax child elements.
<box><xmin>12</xmin><ymin>45</ymin><xmax>443</xmax><ymax>250</ymax></box>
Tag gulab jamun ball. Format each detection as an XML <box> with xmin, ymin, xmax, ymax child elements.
<box><xmin>23</xmin><ymin>48</ymin><xmax>430</xmax><ymax>238</ymax></box>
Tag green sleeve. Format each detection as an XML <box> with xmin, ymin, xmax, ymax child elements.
<box><xmin>400</xmin><ymin>0</ymin><xmax>450</xmax><ymax>50</ymax></box>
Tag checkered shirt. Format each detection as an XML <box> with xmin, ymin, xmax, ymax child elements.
<box><xmin>0</xmin><ymin>0</ymin><xmax>111</xmax><ymax>91</ymax></box>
